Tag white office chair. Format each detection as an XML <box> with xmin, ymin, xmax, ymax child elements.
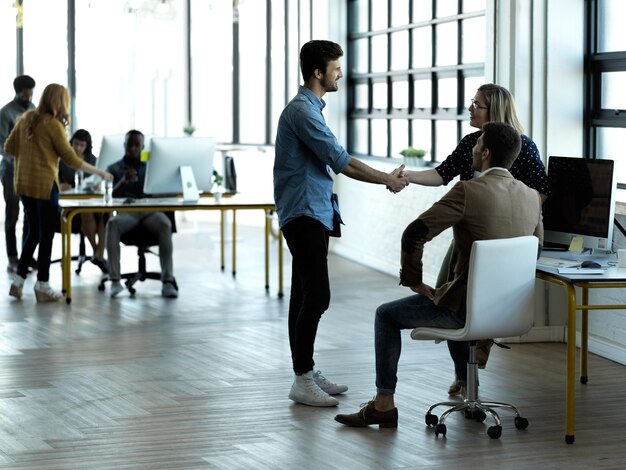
<box><xmin>411</xmin><ymin>235</ymin><xmax>538</xmax><ymax>439</ymax></box>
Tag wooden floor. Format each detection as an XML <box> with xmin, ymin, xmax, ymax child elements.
<box><xmin>0</xmin><ymin>219</ymin><xmax>625</xmax><ymax>469</ymax></box>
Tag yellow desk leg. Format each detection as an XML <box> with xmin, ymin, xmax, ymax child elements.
<box><xmin>278</xmin><ymin>230</ymin><xmax>284</xmax><ymax>299</ymax></box>
<box><xmin>264</xmin><ymin>210</ymin><xmax>270</xmax><ymax>291</ymax></box>
<box><xmin>580</xmin><ymin>287</ymin><xmax>589</xmax><ymax>385</ymax></box>
<box><xmin>565</xmin><ymin>283</ymin><xmax>577</xmax><ymax>444</ymax></box>
<box><xmin>220</xmin><ymin>210</ymin><xmax>225</xmax><ymax>271</ymax></box>
<box><xmin>232</xmin><ymin>209</ymin><xmax>237</xmax><ymax>277</ymax></box>
<box><xmin>63</xmin><ymin>211</ymin><xmax>75</xmax><ymax>304</ymax></box>
<box><xmin>60</xmin><ymin>212</ymin><xmax>68</xmax><ymax>294</ymax></box>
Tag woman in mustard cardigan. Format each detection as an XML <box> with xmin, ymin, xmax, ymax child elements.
<box><xmin>4</xmin><ymin>83</ymin><xmax>112</xmax><ymax>302</ymax></box>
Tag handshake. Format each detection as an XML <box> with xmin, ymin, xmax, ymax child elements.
<box><xmin>386</xmin><ymin>164</ymin><xmax>410</xmax><ymax>193</ymax></box>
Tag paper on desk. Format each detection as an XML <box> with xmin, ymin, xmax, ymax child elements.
<box><xmin>568</xmin><ymin>236</ymin><xmax>584</xmax><ymax>252</ymax></box>
<box><xmin>557</xmin><ymin>267</ymin><xmax>604</xmax><ymax>275</ymax></box>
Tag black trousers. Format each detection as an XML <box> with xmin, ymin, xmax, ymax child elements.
<box><xmin>282</xmin><ymin>216</ymin><xmax>331</xmax><ymax>374</ymax></box>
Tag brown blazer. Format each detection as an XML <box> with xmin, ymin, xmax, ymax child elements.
<box><xmin>400</xmin><ymin>168</ymin><xmax>543</xmax><ymax>314</ymax></box>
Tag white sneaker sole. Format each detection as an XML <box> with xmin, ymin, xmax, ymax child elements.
<box><xmin>288</xmin><ymin>389</ymin><xmax>339</xmax><ymax>407</ymax></box>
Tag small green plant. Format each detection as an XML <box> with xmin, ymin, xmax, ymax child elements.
<box><xmin>183</xmin><ymin>124</ymin><xmax>196</xmax><ymax>136</ymax></box>
<box><xmin>399</xmin><ymin>147</ymin><xmax>426</xmax><ymax>158</ymax></box>
<box><xmin>212</xmin><ymin>170</ymin><xmax>223</xmax><ymax>187</ymax></box>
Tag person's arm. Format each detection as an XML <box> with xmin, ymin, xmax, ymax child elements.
<box><xmin>80</xmin><ymin>160</ymin><xmax>112</xmax><ymax>181</ymax></box>
<box><xmin>0</xmin><ymin>109</ymin><xmax>12</xmax><ymax>159</ymax></box>
<box><xmin>404</xmin><ymin>168</ymin><xmax>444</xmax><ymax>186</ymax></box>
<box><xmin>341</xmin><ymin>157</ymin><xmax>409</xmax><ymax>192</ymax></box>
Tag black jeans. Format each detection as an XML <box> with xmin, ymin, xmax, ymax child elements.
<box><xmin>18</xmin><ymin>184</ymin><xmax>59</xmax><ymax>282</ymax></box>
<box><xmin>0</xmin><ymin>159</ymin><xmax>25</xmax><ymax>260</ymax></box>
<box><xmin>282</xmin><ymin>216</ymin><xmax>331</xmax><ymax>374</ymax></box>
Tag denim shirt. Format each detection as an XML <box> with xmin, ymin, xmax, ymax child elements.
<box><xmin>106</xmin><ymin>157</ymin><xmax>147</xmax><ymax>199</ymax></box>
<box><xmin>273</xmin><ymin>86</ymin><xmax>351</xmax><ymax>231</ymax></box>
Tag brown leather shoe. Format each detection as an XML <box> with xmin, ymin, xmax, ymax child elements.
<box><xmin>448</xmin><ymin>378</ymin><xmax>462</xmax><ymax>396</ymax></box>
<box><xmin>334</xmin><ymin>400</ymin><xmax>398</xmax><ymax>428</ymax></box>
<box><xmin>476</xmin><ymin>339</ymin><xmax>494</xmax><ymax>369</ymax></box>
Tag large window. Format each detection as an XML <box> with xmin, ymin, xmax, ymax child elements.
<box><xmin>585</xmin><ymin>0</ymin><xmax>626</xmax><ymax>187</ymax></box>
<box><xmin>347</xmin><ymin>0</ymin><xmax>486</xmax><ymax>161</ymax></box>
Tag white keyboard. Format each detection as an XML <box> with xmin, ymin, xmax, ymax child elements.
<box><xmin>536</xmin><ymin>256</ymin><xmax>580</xmax><ymax>268</ymax></box>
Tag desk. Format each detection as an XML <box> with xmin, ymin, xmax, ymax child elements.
<box><xmin>59</xmin><ymin>195</ymin><xmax>284</xmax><ymax>304</ymax></box>
<box><xmin>535</xmin><ymin>265</ymin><xmax>626</xmax><ymax>444</ymax></box>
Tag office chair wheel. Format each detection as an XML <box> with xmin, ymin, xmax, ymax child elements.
<box><xmin>464</xmin><ymin>409</ymin><xmax>486</xmax><ymax>423</ymax></box>
<box><xmin>514</xmin><ymin>416</ymin><xmax>529</xmax><ymax>430</ymax></box>
<box><xmin>434</xmin><ymin>423</ymin><xmax>447</xmax><ymax>437</ymax></box>
<box><xmin>97</xmin><ymin>283</ymin><xmax>105</xmax><ymax>291</ymax></box>
<box><xmin>425</xmin><ymin>413</ymin><xmax>438</xmax><ymax>427</ymax></box>
<box><xmin>487</xmin><ymin>425</ymin><xmax>502</xmax><ymax>439</ymax></box>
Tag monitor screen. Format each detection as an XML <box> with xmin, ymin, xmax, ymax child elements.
<box><xmin>96</xmin><ymin>134</ymin><xmax>152</xmax><ymax>171</ymax></box>
<box><xmin>543</xmin><ymin>156</ymin><xmax>616</xmax><ymax>252</ymax></box>
<box><xmin>143</xmin><ymin>137</ymin><xmax>216</xmax><ymax>196</ymax></box>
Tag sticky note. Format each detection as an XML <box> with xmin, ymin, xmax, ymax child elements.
<box><xmin>568</xmin><ymin>236</ymin><xmax>584</xmax><ymax>253</ymax></box>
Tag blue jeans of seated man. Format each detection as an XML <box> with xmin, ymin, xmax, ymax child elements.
<box><xmin>375</xmin><ymin>293</ymin><xmax>465</xmax><ymax>395</ymax></box>
<box><xmin>1</xmin><ymin>158</ymin><xmax>26</xmax><ymax>261</ymax></box>
<box><xmin>105</xmin><ymin>211</ymin><xmax>174</xmax><ymax>283</ymax></box>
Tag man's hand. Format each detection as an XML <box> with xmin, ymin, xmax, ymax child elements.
<box><xmin>123</xmin><ymin>168</ymin><xmax>138</xmax><ymax>183</ymax></box>
<box><xmin>410</xmin><ymin>283</ymin><xmax>435</xmax><ymax>299</ymax></box>
<box><xmin>386</xmin><ymin>164</ymin><xmax>409</xmax><ymax>193</ymax></box>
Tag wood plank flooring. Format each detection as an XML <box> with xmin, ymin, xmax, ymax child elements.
<box><xmin>0</xmin><ymin>219</ymin><xmax>625</xmax><ymax>469</ymax></box>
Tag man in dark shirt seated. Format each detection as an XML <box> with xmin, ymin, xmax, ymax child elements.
<box><xmin>105</xmin><ymin>130</ymin><xmax>178</xmax><ymax>298</ymax></box>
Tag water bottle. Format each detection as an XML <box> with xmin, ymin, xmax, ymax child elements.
<box><xmin>104</xmin><ymin>180</ymin><xmax>113</xmax><ymax>204</ymax></box>
<box><xmin>74</xmin><ymin>169</ymin><xmax>84</xmax><ymax>191</ymax></box>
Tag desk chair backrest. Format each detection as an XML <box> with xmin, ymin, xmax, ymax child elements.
<box><xmin>411</xmin><ymin>235</ymin><xmax>538</xmax><ymax>342</ymax></box>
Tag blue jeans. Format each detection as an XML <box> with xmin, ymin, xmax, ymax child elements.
<box><xmin>375</xmin><ymin>293</ymin><xmax>465</xmax><ymax>395</ymax></box>
<box><xmin>0</xmin><ymin>158</ymin><xmax>25</xmax><ymax>260</ymax></box>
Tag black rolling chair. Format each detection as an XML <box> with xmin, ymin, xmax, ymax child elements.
<box><xmin>98</xmin><ymin>212</ymin><xmax>177</xmax><ymax>295</ymax></box>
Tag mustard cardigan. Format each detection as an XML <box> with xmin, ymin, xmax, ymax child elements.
<box><xmin>4</xmin><ymin>112</ymin><xmax>84</xmax><ymax>200</ymax></box>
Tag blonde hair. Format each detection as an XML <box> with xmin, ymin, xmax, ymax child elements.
<box><xmin>26</xmin><ymin>83</ymin><xmax>70</xmax><ymax>138</ymax></box>
<box><xmin>478</xmin><ymin>84</ymin><xmax>524</xmax><ymax>135</ymax></box>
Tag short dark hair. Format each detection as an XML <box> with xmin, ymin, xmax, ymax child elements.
<box><xmin>299</xmin><ymin>40</ymin><xmax>343</xmax><ymax>82</ymax></box>
<box><xmin>125</xmin><ymin>129</ymin><xmax>144</xmax><ymax>144</ymax></box>
<box><xmin>70</xmin><ymin>129</ymin><xmax>93</xmax><ymax>156</ymax></box>
<box><xmin>480</xmin><ymin>121</ymin><xmax>521</xmax><ymax>169</ymax></box>
<box><xmin>13</xmin><ymin>75</ymin><xmax>35</xmax><ymax>93</ymax></box>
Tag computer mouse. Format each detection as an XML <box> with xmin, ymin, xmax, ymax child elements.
<box><xmin>123</xmin><ymin>197</ymin><xmax>135</xmax><ymax>205</ymax></box>
<box><xmin>581</xmin><ymin>260</ymin><xmax>601</xmax><ymax>269</ymax></box>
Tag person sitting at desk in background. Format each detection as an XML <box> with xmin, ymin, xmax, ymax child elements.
<box><xmin>5</xmin><ymin>83</ymin><xmax>113</xmax><ymax>302</ymax></box>
<box><xmin>0</xmin><ymin>75</ymin><xmax>37</xmax><ymax>274</ymax></box>
<box><xmin>401</xmin><ymin>83</ymin><xmax>549</xmax><ymax>395</ymax></box>
<box><xmin>334</xmin><ymin>122</ymin><xmax>544</xmax><ymax>428</ymax></box>
<box><xmin>105</xmin><ymin>129</ymin><xmax>178</xmax><ymax>299</ymax></box>
<box><xmin>58</xmin><ymin>129</ymin><xmax>108</xmax><ymax>273</ymax></box>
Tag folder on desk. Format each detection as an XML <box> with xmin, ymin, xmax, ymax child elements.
<box><xmin>557</xmin><ymin>268</ymin><xmax>604</xmax><ymax>275</ymax></box>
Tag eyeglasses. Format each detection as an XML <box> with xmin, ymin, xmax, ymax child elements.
<box><xmin>470</xmin><ymin>98</ymin><xmax>488</xmax><ymax>110</ymax></box>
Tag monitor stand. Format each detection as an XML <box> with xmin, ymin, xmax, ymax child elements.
<box><xmin>180</xmin><ymin>166</ymin><xmax>200</xmax><ymax>202</ymax></box>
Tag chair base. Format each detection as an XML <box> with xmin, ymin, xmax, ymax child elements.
<box><xmin>97</xmin><ymin>247</ymin><xmax>160</xmax><ymax>296</ymax></box>
<box><xmin>424</xmin><ymin>342</ymin><xmax>529</xmax><ymax>439</ymax></box>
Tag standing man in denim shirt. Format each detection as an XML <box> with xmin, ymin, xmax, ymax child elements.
<box><xmin>274</xmin><ymin>40</ymin><xmax>409</xmax><ymax>407</ymax></box>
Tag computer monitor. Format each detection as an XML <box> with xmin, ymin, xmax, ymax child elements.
<box><xmin>96</xmin><ymin>134</ymin><xmax>152</xmax><ymax>171</ymax></box>
<box><xmin>543</xmin><ymin>156</ymin><xmax>616</xmax><ymax>252</ymax></box>
<box><xmin>143</xmin><ymin>137</ymin><xmax>216</xmax><ymax>196</ymax></box>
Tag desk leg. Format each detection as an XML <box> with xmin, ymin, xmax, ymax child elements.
<box><xmin>580</xmin><ymin>287</ymin><xmax>589</xmax><ymax>384</ymax></box>
<box><xmin>220</xmin><ymin>210</ymin><xmax>225</xmax><ymax>271</ymax></box>
<box><xmin>264</xmin><ymin>210</ymin><xmax>270</xmax><ymax>291</ymax></box>
<box><xmin>60</xmin><ymin>213</ymin><xmax>68</xmax><ymax>294</ymax></box>
<box><xmin>63</xmin><ymin>212</ymin><xmax>75</xmax><ymax>304</ymax></box>
<box><xmin>565</xmin><ymin>284</ymin><xmax>577</xmax><ymax>444</ymax></box>
<box><xmin>232</xmin><ymin>210</ymin><xmax>237</xmax><ymax>277</ymax></box>
<box><xmin>278</xmin><ymin>229</ymin><xmax>284</xmax><ymax>299</ymax></box>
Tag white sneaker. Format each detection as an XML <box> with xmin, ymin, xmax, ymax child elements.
<box><xmin>34</xmin><ymin>281</ymin><xmax>62</xmax><ymax>302</ymax></box>
<box><xmin>110</xmin><ymin>281</ymin><xmax>124</xmax><ymax>298</ymax></box>
<box><xmin>9</xmin><ymin>274</ymin><xmax>25</xmax><ymax>300</ymax></box>
<box><xmin>313</xmin><ymin>370</ymin><xmax>348</xmax><ymax>395</ymax></box>
<box><xmin>289</xmin><ymin>371</ymin><xmax>339</xmax><ymax>407</ymax></box>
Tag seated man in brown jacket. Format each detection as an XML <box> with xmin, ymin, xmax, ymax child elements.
<box><xmin>335</xmin><ymin>121</ymin><xmax>543</xmax><ymax>428</ymax></box>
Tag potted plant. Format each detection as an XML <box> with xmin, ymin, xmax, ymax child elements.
<box><xmin>400</xmin><ymin>146</ymin><xmax>427</xmax><ymax>166</ymax></box>
<box><xmin>212</xmin><ymin>169</ymin><xmax>224</xmax><ymax>201</ymax></box>
<box><xmin>183</xmin><ymin>124</ymin><xmax>196</xmax><ymax>136</ymax></box>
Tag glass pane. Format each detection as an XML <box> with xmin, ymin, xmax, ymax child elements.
<box><xmin>270</xmin><ymin>0</ymin><xmax>286</xmax><ymax>144</ymax></box>
<box><xmin>412</xmin><ymin>119</ymin><xmax>432</xmax><ymax>158</ymax></box>
<box><xmin>350</xmin><ymin>0</ymin><xmax>370</xmax><ymax>33</ymax></box>
<box><xmin>463</xmin><ymin>0</ymin><xmax>486</xmax><ymax>13</ymax></box>
<box><xmin>438</xmin><ymin>77</ymin><xmax>457</xmax><ymax>109</ymax></box>
<box><xmin>0</xmin><ymin>3</ymin><xmax>17</xmax><ymax>93</ymax></box>
<box><xmin>355</xmin><ymin>83</ymin><xmax>369</xmax><ymax>109</ymax></box>
<box><xmin>435</xmin><ymin>22</ymin><xmax>458</xmax><ymax>66</ymax></box>
<box><xmin>351</xmin><ymin>119</ymin><xmax>369</xmax><ymax>155</ymax></box>
<box><xmin>601</xmin><ymin>72</ymin><xmax>626</xmax><ymax>109</ymax></box>
<box><xmin>462</xmin><ymin>17</ymin><xmax>486</xmax><ymax>63</ymax></box>
<box><xmin>23</xmin><ymin>0</ymin><xmax>68</xmax><ymax>87</ymax></box>
<box><xmin>598</xmin><ymin>0</ymin><xmax>626</xmax><ymax>53</ymax></box>
<box><xmin>412</xmin><ymin>27</ymin><xmax>432</xmax><ymax>68</ymax></box>
<box><xmin>391</xmin><ymin>31</ymin><xmax>409</xmax><ymax>71</ymax></box>
<box><xmin>435</xmin><ymin>120</ymin><xmax>457</xmax><ymax>161</ymax></box>
<box><xmin>371</xmin><ymin>35</ymin><xmax>388</xmax><ymax>73</ymax></box>
<box><xmin>436</xmin><ymin>2</ymin><xmax>458</xmax><ymax>18</ymax></box>
<box><xmin>464</xmin><ymin>76</ymin><xmax>486</xmax><ymax>105</ymax></box>
<box><xmin>391</xmin><ymin>119</ymin><xmax>409</xmax><ymax>156</ymax></box>
<box><xmin>413</xmin><ymin>79</ymin><xmax>432</xmax><ymax>109</ymax></box>
<box><xmin>371</xmin><ymin>119</ymin><xmax>388</xmax><ymax>156</ymax></box>
<box><xmin>373</xmin><ymin>82</ymin><xmax>387</xmax><ymax>110</ymax></box>
<box><xmin>412</xmin><ymin>0</ymin><xmax>432</xmax><ymax>22</ymax></box>
<box><xmin>239</xmin><ymin>0</ymin><xmax>267</xmax><ymax>143</ymax></box>
<box><xmin>371</xmin><ymin>0</ymin><xmax>389</xmax><ymax>30</ymax></box>
<box><xmin>391</xmin><ymin>0</ymin><xmax>410</xmax><ymax>27</ymax></box>
<box><xmin>191</xmin><ymin>0</ymin><xmax>233</xmax><ymax>141</ymax></box>
<box><xmin>352</xmin><ymin>38</ymin><xmax>369</xmax><ymax>74</ymax></box>
<box><xmin>597</xmin><ymin>127</ymin><xmax>626</xmax><ymax>184</ymax></box>
<box><xmin>311</xmin><ymin>0</ymin><xmax>329</xmax><ymax>39</ymax></box>
<box><xmin>392</xmin><ymin>81</ymin><xmax>408</xmax><ymax>109</ymax></box>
